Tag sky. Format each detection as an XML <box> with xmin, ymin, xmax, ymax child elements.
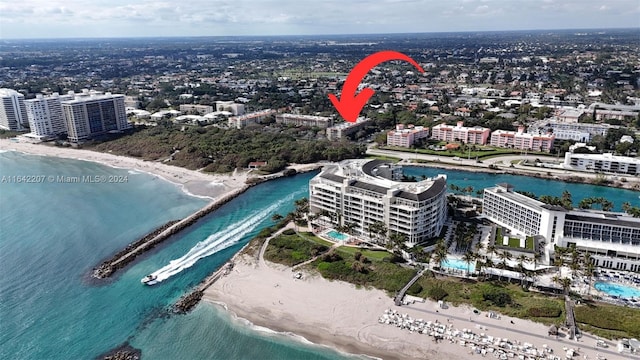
<box><xmin>0</xmin><ymin>0</ymin><xmax>638</xmax><ymax>39</ymax></box>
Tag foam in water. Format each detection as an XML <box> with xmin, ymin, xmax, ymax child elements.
<box><xmin>148</xmin><ymin>189</ymin><xmax>305</xmax><ymax>284</ymax></box>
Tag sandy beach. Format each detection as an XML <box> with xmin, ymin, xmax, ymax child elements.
<box><xmin>204</xmin><ymin>254</ymin><xmax>629</xmax><ymax>360</ymax></box>
<box><xmin>0</xmin><ymin>138</ymin><xmax>249</xmax><ymax>199</ymax></box>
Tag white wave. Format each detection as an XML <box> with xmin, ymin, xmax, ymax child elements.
<box><xmin>148</xmin><ymin>189</ymin><xmax>305</xmax><ymax>283</ymax></box>
<box><xmin>128</xmin><ymin>170</ymin><xmax>141</xmax><ymax>175</ymax></box>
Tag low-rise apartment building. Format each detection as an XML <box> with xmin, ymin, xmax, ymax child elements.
<box><xmin>490</xmin><ymin>126</ymin><xmax>555</xmax><ymax>152</ymax></box>
<box><xmin>386</xmin><ymin>124</ymin><xmax>429</xmax><ymax>148</ymax></box>
<box><xmin>563</xmin><ymin>152</ymin><xmax>640</xmax><ymax>176</ymax></box>
<box><xmin>326</xmin><ymin>117</ymin><xmax>371</xmax><ymax>140</ymax></box>
<box><xmin>431</xmin><ymin>121</ymin><xmax>490</xmax><ymax>145</ymax></box>
<box><xmin>276</xmin><ymin>113</ymin><xmax>332</xmax><ymax>128</ymax></box>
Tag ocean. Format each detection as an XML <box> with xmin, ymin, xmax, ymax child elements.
<box><xmin>1</xmin><ymin>151</ymin><xmax>638</xmax><ymax>360</ymax></box>
<box><xmin>0</xmin><ymin>151</ymin><xmax>351</xmax><ymax>360</ymax></box>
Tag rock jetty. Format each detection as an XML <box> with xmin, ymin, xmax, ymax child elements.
<box><xmin>92</xmin><ymin>186</ymin><xmax>248</xmax><ymax>280</ymax></box>
<box><xmin>96</xmin><ymin>343</ymin><xmax>141</xmax><ymax>360</ymax></box>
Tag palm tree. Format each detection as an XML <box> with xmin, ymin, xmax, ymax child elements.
<box><xmin>433</xmin><ymin>240</ymin><xmax>448</xmax><ymax>270</ymax></box>
<box><xmin>554</xmin><ymin>245</ymin><xmax>567</xmax><ymax>277</ymax></box>
<box><xmin>498</xmin><ymin>250</ymin><xmax>512</xmax><ymax>269</ymax></box>
<box><xmin>517</xmin><ymin>254</ymin><xmax>528</xmax><ymax>285</ymax></box>
<box><xmin>531</xmin><ymin>250</ymin><xmax>542</xmax><ymax>270</ymax></box>
<box><xmin>462</xmin><ymin>251</ymin><xmax>475</xmax><ymax>276</ymax></box>
<box><xmin>582</xmin><ymin>252</ymin><xmax>595</xmax><ymax>296</ymax></box>
<box><xmin>486</xmin><ymin>244</ymin><xmax>497</xmax><ymax>261</ymax></box>
<box><xmin>271</xmin><ymin>213</ymin><xmax>284</xmax><ymax>222</ymax></box>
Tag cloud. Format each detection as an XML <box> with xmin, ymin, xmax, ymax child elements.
<box><xmin>1</xmin><ymin>0</ymin><xmax>638</xmax><ymax>38</ymax></box>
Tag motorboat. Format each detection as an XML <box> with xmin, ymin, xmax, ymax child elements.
<box><xmin>141</xmin><ymin>274</ymin><xmax>158</xmax><ymax>285</ymax></box>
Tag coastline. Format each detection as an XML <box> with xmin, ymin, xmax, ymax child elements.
<box><xmin>0</xmin><ymin>139</ymin><xmax>249</xmax><ymax>199</ymax></box>
<box><xmin>203</xmin><ymin>255</ymin><xmax>628</xmax><ymax>360</ymax></box>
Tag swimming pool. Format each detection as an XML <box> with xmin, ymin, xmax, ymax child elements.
<box><xmin>594</xmin><ymin>281</ymin><xmax>640</xmax><ymax>299</ymax></box>
<box><xmin>326</xmin><ymin>229</ymin><xmax>348</xmax><ymax>241</ymax></box>
<box><xmin>441</xmin><ymin>257</ymin><xmax>476</xmax><ymax>273</ymax></box>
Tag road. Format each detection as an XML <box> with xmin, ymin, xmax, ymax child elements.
<box><xmin>366</xmin><ymin>147</ymin><xmax>640</xmax><ymax>188</ymax></box>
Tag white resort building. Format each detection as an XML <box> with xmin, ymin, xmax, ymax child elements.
<box><xmin>482</xmin><ymin>184</ymin><xmax>640</xmax><ymax>271</ymax></box>
<box><xmin>309</xmin><ymin>159</ymin><xmax>448</xmax><ymax>247</ymax></box>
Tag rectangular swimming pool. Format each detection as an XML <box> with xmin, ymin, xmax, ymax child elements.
<box><xmin>441</xmin><ymin>257</ymin><xmax>476</xmax><ymax>272</ymax></box>
<box><xmin>326</xmin><ymin>230</ymin><xmax>348</xmax><ymax>241</ymax></box>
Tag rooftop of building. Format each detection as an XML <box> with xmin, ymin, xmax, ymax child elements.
<box><xmin>485</xmin><ymin>184</ymin><xmax>551</xmax><ymax>212</ymax></box>
<box><xmin>568</xmin><ymin>152</ymin><xmax>640</xmax><ymax>164</ymax></box>
<box><xmin>229</xmin><ymin>109</ymin><xmax>274</xmax><ymax>120</ymax></box>
<box><xmin>276</xmin><ymin>113</ymin><xmax>330</xmax><ymax>120</ymax></box>
<box><xmin>328</xmin><ymin>117</ymin><xmax>371</xmax><ymax>129</ymax></box>
<box><xmin>315</xmin><ymin>159</ymin><xmax>447</xmax><ymax>202</ymax></box>
<box><xmin>565</xmin><ymin>210</ymin><xmax>640</xmax><ymax>228</ymax></box>
<box><xmin>61</xmin><ymin>92</ymin><xmax>125</xmax><ymax>104</ymax></box>
<box><xmin>0</xmin><ymin>88</ymin><xmax>24</xmax><ymax>97</ymax></box>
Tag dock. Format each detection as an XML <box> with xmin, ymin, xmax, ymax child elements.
<box><xmin>92</xmin><ymin>185</ymin><xmax>249</xmax><ymax>280</ymax></box>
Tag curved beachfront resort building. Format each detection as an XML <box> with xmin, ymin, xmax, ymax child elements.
<box><xmin>309</xmin><ymin>159</ymin><xmax>447</xmax><ymax>247</ymax></box>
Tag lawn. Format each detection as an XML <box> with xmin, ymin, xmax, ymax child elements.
<box><xmin>495</xmin><ymin>228</ymin><xmax>534</xmax><ymax>250</ymax></box>
<box><xmin>383</xmin><ymin>145</ymin><xmax>519</xmax><ymax>159</ymax></box>
<box><xmin>264</xmin><ymin>232</ymin><xmax>330</xmax><ymax>266</ymax></box>
<box><xmin>297</xmin><ymin>232</ymin><xmax>334</xmax><ymax>247</ymax></box>
<box><xmin>336</xmin><ymin>246</ymin><xmax>392</xmax><ymax>261</ymax></box>
<box><xmin>574</xmin><ymin>302</ymin><xmax>640</xmax><ymax>339</ymax></box>
<box><xmin>414</xmin><ymin>274</ymin><xmax>566</xmax><ymax>325</ymax></box>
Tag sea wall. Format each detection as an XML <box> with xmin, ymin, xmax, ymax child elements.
<box><xmin>92</xmin><ymin>185</ymin><xmax>250</xmax><ymax>280</ymax></box>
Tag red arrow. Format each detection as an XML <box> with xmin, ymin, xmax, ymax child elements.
<box><xmin>329</xmin><ymin>50</ymin><xmax>424</xmax><ymax>122</ymax></box>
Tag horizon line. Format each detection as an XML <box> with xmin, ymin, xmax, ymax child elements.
<box><xmin>2</xmin><ymin>26</ymin><xmax>639</xmax><ymax>42</ymax></box>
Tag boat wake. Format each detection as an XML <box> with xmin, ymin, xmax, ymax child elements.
<box><xmin>147</xmin><ymin>189</ymin><xmax>305</xmax><ymax>284</ymax></box>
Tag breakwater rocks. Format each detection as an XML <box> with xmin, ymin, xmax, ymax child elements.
<box><xmin>174</xmin><ymin>290</ymin><xmax>204</xmax><ymax>314</ymax></box>
<box><xmin>92</xmin><ymin>220</ymin><xmax>180</xmax><ymax>279</ymax></box>
<box><xmin>92</xmin><ymin>186</ymin><xmax>249</xmax><ymax>280</ymax></box>
<box><xmin>174</xmin><ymin>262</ymin><xmax>235</xmax><ymax>314</ymax></box>
<box><xmin>96</xmin><ymin>343</ymin><xmax>141</xmax><ymax>360</ymax></box>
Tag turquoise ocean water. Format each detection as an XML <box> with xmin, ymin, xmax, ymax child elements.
<box><xmin>0</xmin><ymin>151</ymin><xmax>351</xmax><ymax>360</ymax></box>
<box><xmin>1</xmin><ymin>151</ymin><xmax>638</xmax><ymax>359</ymax></box>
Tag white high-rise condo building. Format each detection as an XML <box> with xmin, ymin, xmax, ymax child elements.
<box><xmin>0</xmin><ymin>88</ymin><xmax>28</xmax><ymax>131</ymax></box>
<box><xmin>309</xmin><ymin>159</ymin><xmax>448</xmax><ymax>247</ymax></box>
<box><xmin>61</xmin><ymin>91</ymin><xmax>129</xmax><ymax>142</ymax></box>
<box><xmin>482</xmin><ymin>184</ymin><xmax>640</xmax><ymax>271</ymax></box>
<box><xmin>25</xmin><ymin>93</ymin><xmax>74</xmax><ymax>137</ymax></box>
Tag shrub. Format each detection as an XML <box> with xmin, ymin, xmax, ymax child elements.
<box><xmin>322</xmin><ymin>252</ymin><xmax>342</xmax><ymax>262</ymax></box>
<box><xmin>482</xmin><ymin>286</ymin><xmax>512</xmax><ymax>307</ymax></box>
<box><xmin>354</xmin><ymin>251</ymin><xmax>362</xmax><ymax>261</ymax></box>
<box><xmin>407</xmin><ymin>282</ymin><xmax>423</xmax><ymax>296</ymax></box>
<box><xmin>428</xmin><ymin>284</ymin><xmax>449</xmax><ymax>301</ymax></box>
<box><xmin>527</xmin><ymin>306</ymin><xmax>562</xmax><ymax>318</ymax></box>
<box><xmin>383</xmin><ymin>254</ymin><xmax>406</xmax><ymax>263</ymax></box>
<box><xmin>282</xmin><ymin>229</ymin><xmax>296</xmax><ymax>235</ymax></box>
